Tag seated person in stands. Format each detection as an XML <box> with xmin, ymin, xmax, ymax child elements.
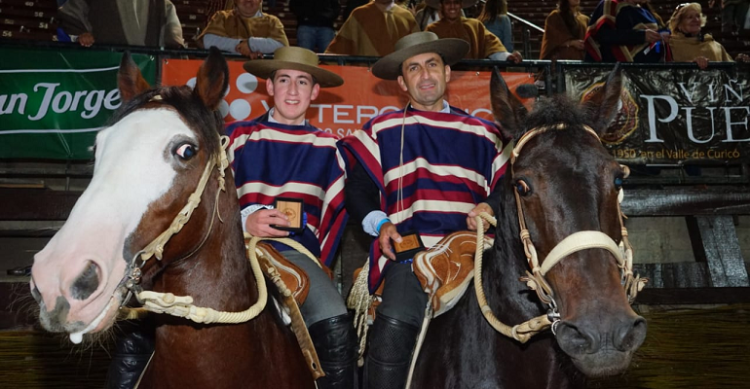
<box><xmin>584</xmin><ymin>0</ymin><xmax>670</xmax><ymax>62</ymax></box>
<box><xmin>415</xmin><ymin>1</ymin><xmax>441</xmax><ymax>31</ymax></box>
<box><xmin>540</xmin><ymin>0</ymin><xmax>589</xmax><ymax>60</ymax></box>
<box><xmin>708</xmin><ymin>0</ymin><xmax>749</xmax><ymax>35</ymax></box>
<box><xmin>477</xmin><ymin>0</ymin><xmax>513</xmax><ymax>52</ymax></box>
<box><xmin>58</xmin><ymin>0</ymin><xmax>185</xmax><ymax>48</ymax></box>
<box><xmin>425</xmin><ymin>0</ymin><xmax>522</xmax><ymax>61</ymax></box>
<box><xmin>668</xmin><ymin>2</ymin><xmax>749</xmax><ymax>69</ymax></box>
<box><xmin>290</xmin><ymin>0</ymin><xmax>339</xmax><ymax>53</ymax></box>
<box><xmin>197</xmin><ymin>0</ymin><xmax>289</xmax><ymax>58</ymax></box>
<box><xmin>325</xmin><ymin>0</ymin><xmax>419</xmax><ymax>56</ymax></box>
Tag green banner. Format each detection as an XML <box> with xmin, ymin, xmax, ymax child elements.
<box><xmin>0</xmin><ymin>48</ymin><xmax>156</xmax><ymax>160</ymax></box>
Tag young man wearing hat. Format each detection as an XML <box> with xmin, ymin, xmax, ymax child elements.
<box><xmin>339</xmin><ymin>31</ymin><xmax>511</xmax><ymax>389</ymax></box>
<box><xmin>425</xmin><ymin>0</ymin><xmax>523</xmax><ymax>61</ymax></box>
<box><xmin>227</xmin><ymin>46</ymin><xmax>357</xmax><ymax>389</ymax></box>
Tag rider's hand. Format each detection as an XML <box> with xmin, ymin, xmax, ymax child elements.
<box><xmin>378</xmin><ymin>222</ymin><xmax>402</xmax><ymax>261</ymax></box>
<box><xmin>245</xmin><ymin>209</ymin><xmax>290</xmax><ymax>237</ymax></box>
<box><xmin>467</xmin><ymin>202</ymin><xmax>493</xmax><ymax>232</ymax></box>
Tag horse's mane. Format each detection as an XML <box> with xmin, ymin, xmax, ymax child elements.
<box><xmin>110</xmin><ymin>86</ymin><xmax>225</xmax><ymax>157</ymax></box>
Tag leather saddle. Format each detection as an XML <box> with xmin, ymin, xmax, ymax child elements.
<box><xmin>252</xmin><ymin>241</ymin><xmax>333</xmax><ymax>306</ymax></box>
<box><xmin>412</xmin><ymin>231</ymin><xmax>494</xmax><ymax>317</ymax></box>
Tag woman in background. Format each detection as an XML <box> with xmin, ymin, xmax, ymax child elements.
<box><xmin>668</xmin><ymin>2</ymin><xmax>749</xmax><ymax>69</ymax></box>
<box><xmin>540</xmin><ymin>0</ymin><xmax>588</xmax><ymax>59</ymax></box>
<box><xmin>478</xmin><ymin>0</ymin><xmax>513</xmax><ymax>52</ymax></box>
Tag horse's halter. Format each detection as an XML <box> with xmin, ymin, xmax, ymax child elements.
<box><xmin>512</xmin><ymin>123</ymin><xmax>646</xmax><ymax>327</ymax></box>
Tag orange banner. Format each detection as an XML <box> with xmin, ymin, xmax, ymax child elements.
<box><xmin>162</xmin><ymin>59</ymin><xmax>535</xmax><ymax>138</ymax></box>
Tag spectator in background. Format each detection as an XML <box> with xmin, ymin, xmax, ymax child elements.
<box><xmin>197</xmin><ymin>0</ymin><xmax>288</xmax><ymax>58</ymax></box>
<box><xmin>584</xmin><ymin>0</ymin><xmax>671</xmax><ymax>62</ymax></box>
<box><xmin>477</xmin><ymin>0</ymin><xmax>513</xmax><ymax>52</ymax></box>
<box><xmin>708</xmin><ymin>0</ymin><xmax>749</xmax><ymax>35</ymax></box>
<box><xmin>343</xmin><ymin>0</ymin><xmax>369</xmax><ymax>20</ymax></box>
<box><xmin>425</xmin><ymin>0</ymin><xmax>522</xmax><ymax>61</ymax></box>
<box><xmin>540</xmin><ymin>0</ymin><xmax>589</xmax><ymax>60</ymax></box>
<box><xmin>668</xmin><ymin>2</ymin><xmax>749</xmax><ymax>68</ymax></box>
<box><xmin>415</xmin><ymin>1</ymin><xmax>441</xmax><ymax>30</ymax></box>
<box><xmin>290</xmin><ymin>0</ymin><xmax>340</xmax><ymax>53</ymax></box>
<box><xmin>58</xmin><ymin>0</ymin><xmax>185</xmax><ymax>48</ymax></box>
<box><xmin>326</xmin><ymin>0</ymin><xmax>418</xmax><ymax>56</ymax></box>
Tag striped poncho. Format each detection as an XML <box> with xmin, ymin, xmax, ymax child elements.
<box><xmin>227</xmin><ymin>113</ymin><xmax>347</xmax><ymax>267</ymax></box>
<box><xmin>339</xmin><ymin>106</ymin><xmax>511</xmax><ymax>292</ymax></box>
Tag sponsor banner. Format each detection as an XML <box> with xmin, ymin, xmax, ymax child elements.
<box><xmin>566</xmin><ymin>67</ymin><xmax>750</xmax><ymax>164</ymax></box>
<box><xmin>161</xmin><ymin>59</ymin><xmax>535</xmax><ymax>138</ymax></box>
<box><xmin>0</xmin><ymin>48</ymin><xmax>156</xmax><ymax>160</ymax></box>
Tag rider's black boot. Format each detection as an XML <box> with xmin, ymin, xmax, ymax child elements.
<box><xmin>309</xmin><ymin>313</ymin><xmax>360</xmax><ymax>389</ymax></box>
<box><xmin>105</xmin><ymin>322</ymin><xmax>155</xmax><ymax>389</ymax></box>
<box><xmin>364</xmin><ymin>314</ymin><xmax>419</xmax><ymax>389</ymax></box>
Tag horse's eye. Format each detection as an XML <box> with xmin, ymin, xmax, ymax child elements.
<box><xmin>175</xmin><ymin>143</ymin><xmax>197</xmax><ymax>160</ymax></box>
<box><xmin>614</xmin><ymin>176</ymin><xmax>623</xmax><ymax>190</ymax></box>
<box><xmin>516</xmin><ymin>179</ymin><xmax>531</xmax><ymax>196</ymax></box>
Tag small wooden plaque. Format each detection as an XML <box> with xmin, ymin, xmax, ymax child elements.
<box><xmin>271</xmin><ymin>197</ymin><xmax>305</xmax><ymax>233</ymax></box>
<box><xmin>393</xmin><ymin>231</ymin><xmax>425</xmax><ymax>262</ymax></box>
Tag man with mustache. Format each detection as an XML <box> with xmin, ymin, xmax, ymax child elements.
<box><xmin>339</xmin><ymin>31</ymin><xmax>511</xmax><ymax>389</ymax></box>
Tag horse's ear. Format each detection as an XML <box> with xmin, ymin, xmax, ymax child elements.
<box><xmin>581</xmin><ymin>64</ymin><xmax>623</xmax><ymax>137</ymax></box>
<box><xmin>194</xmin><ymin>47</ymin><xmax>229</xmax><ymax>111</ymax></box>
<box><xmin>490</xmin><ymin>67</ymin><xmax>527</xmax><ymax>139</ymax></box>
<box><xmin>118</xmin><ymin>52</ymin><xmax>151</xmax><ymax>103</ymax></box>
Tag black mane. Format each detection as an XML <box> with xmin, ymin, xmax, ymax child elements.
<box><xmin>520</xmin><ymin>94</ymin><xmax>592</xmax><ymax>139</ymax></box>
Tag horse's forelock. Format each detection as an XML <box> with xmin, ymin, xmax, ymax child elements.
<box><xmin>520</xmin><ymin>95</ymin><xmax>591</xmax><ymax>140</ymax></box>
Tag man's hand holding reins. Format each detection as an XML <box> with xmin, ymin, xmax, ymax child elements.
<box><xmin>467</xmin><ymin>202</ymin><xmax>493</xmax><ymax>232</ymax></box>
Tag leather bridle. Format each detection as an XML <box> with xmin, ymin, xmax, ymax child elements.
<box><xmin>473</xmin><ymin>123</ymin><xmax>647</xmax><ymax>343</ymax></box>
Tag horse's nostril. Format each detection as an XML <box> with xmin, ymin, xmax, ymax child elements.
<box><xmin>555</xmin><ymin>322</ymin><xmax>600</xmax><ymax>355</ymax></box>
<box><xmin>614</xmin><ymin>316</ymin><xmax>648</xmax><ymax>352</ymax></box>
<box><xmin>70</xmin><ymin>261</ymin><xmax>101</xmax><ymax>301</ymax></box>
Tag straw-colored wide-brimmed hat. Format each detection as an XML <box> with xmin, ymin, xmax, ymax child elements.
<box><xmin>425</xmin><ymin>0</ymin><xmax>477</xmax><ymax>9</ymax></box>
<box><xmin>371</xmin><ymin>32</ymin><xmax>469</xmax><ymax>80</ymax></box>
<box><xmin>243</xmin><ymin>46</ymin><xmax>343</xmax><ymax>88</ymax></box>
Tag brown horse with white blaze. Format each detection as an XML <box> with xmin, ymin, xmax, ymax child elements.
<box><xmin>410</xmin><ymin>67</ymin><xmax>647</xmax><ymax>388</ymax></box>
<box><xmin>30</xmin><ymin>48</ymin><xmax>315</xmax><ymax>388</ymax></box>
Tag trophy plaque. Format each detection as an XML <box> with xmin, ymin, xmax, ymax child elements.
<box><xmin>392</xmin><ymin>231</ymin><xmax>425</xmax><ymax>262</ymax></box>
<box><xmin>271</xmin><ymin>197</ymin><xmax>305</xmax><ymax>233</ymax></box>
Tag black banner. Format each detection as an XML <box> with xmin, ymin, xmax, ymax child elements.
<box><xmin>565</xmin><ymin>67</ymin><xmax>750</xmax><ymax>164</ymax></box>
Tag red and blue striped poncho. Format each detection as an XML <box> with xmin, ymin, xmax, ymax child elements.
<box><xmin>226</xmin><ymin>113</ymin><xmax>348</xmax><ymax>267</ymax></box>
<box><xmin>339</xmin><ymin>106</ymin><xmax>511</xmax><ymax>292</ymax></box>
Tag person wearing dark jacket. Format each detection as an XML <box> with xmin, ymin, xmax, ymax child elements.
<box><xmin>290</xmin><ymin>0</ymin><xmax>341</xmax><ymax>52</ymax></box>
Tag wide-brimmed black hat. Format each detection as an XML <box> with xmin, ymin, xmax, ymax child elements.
<box><xmin>243</xmin><ymin>46</ymin><xmax>343</xmax><ymax>88</ymax></box>
<box><xmin>371</xmin><ymin>32</ymin><xmax>469</xmax><ymax>80</ymax></box>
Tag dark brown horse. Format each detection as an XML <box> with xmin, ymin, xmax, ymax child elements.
<box><xmin>29</xmin><ymin>49</ymin><xmax>315</xmax><ymax>388</ymax></box>
<box><xmin>411</xmin><ymin>68</ymin><xmax>647</xmax><ymax>388</ymax></box>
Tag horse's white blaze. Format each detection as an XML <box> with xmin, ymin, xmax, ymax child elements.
<box><xmin>32</xmin><ymin>109</ymin><xmax>196</xmax><ymax>331</ymax></box>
